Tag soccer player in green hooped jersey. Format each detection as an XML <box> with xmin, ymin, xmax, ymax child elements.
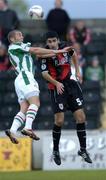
<box><xmin>5</xmin><ymin>30</ymin><xmax>69</xmax><ymax>144</ymax></box>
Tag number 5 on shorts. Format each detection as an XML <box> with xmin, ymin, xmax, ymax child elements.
<box><xmin>76</xmin><ymin>98</ymin><xmax>82</xmax><ymax>106</ymax></box>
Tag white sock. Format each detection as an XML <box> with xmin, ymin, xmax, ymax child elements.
<box><xmin>10</xmin><ymin>112</ymin><xmax>26</xmax><ymax>133</ymax></box>
<box><xmin>24</xmin><ymin>104</ymin><xmax>38</xmax><ymax>130</ymax></box>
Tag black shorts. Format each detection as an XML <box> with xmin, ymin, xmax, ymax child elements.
<box><xmin>49</xmin><ymin>79</ymin><xmax>84</xmax><ymax>114</ymax></box>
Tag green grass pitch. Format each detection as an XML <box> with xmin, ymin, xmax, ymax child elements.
<box><xmin>0</xmin><ymin>170</ymin><xmax>106</xmax><ymax>180</ymax></box>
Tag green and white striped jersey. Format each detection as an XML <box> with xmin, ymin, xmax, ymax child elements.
<box><xmin>8</xmin><ymin>42</ymin><xmax>34</xmax><ymax>75</ymax></box>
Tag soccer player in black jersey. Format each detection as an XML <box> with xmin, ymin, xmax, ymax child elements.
<box><xmin>40</xmin><ymin>31</ymin><xmax>92</xmax><ymax>165</ymax></box>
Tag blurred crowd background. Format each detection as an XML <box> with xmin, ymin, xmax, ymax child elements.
<box><xmin>0</xmin><ymin>0</ymin><xmax>106</xmax><ymax>131</ymax></box>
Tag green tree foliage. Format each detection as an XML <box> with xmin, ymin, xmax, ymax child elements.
<box><xmin>9</xmin><ymin>0</ymin><xmax>28</xmax><ymax>19</ymax></box>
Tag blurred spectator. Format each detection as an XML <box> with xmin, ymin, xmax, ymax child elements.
<box><xmin>85</xmin><ymin>56</ymin><xmax>104</xmax><ymax>81</ymax></box>
<box><xmin>46</xmin><ymin>0</ymin><xmax>70</xmax><ymax>40</ymax></box>
<box><xmin>70</xmin><ymin>43</ymin><xmax>85</xmax><ymax>82</ymax></box>
<box><xmin>73</xmin><ymin>42</ymin><xmax>85</xmax><ymax>67</ymax></box>
<box><xmin>0</xmin><ymin>0</ymin><xmax>20</xmax><ymax>46</ymax></box>
<box><xmin>70</xmin><ymin>63</ymin><xmax>83</xmax><ymax>82</ymax></box>
<box><xmin>68</xmin><ymin>21</ymin><xmax>91</xmax><ymax>46</ymax></box>
<box><xmin>0</xmin><ymin>42</ymin><xmax>10</xmax><ymax>70</ymax></box>
<box><xmin>24</xmin><ymin>34</ymin><xmax>33</xmax><ymax>44</ymax></box>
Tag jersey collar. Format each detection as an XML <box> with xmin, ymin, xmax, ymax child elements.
<box><xmin>13</xmin><ymin>42</ymin><xmax>22</xmax><ymax>45</ymax></box>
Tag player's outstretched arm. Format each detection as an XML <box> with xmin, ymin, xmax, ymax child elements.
<box><xmin>29</xmin><ymin>47</ymin><xmax>55</xmax><ymax>55</ymax></box>
<box><xmin>37</xmin><ymin>53</ymin><xmax>55</xmax><ymax>58</ymax></box>
<box><xmin>29</xmin><ymin>47</ymin><xmax>68</xmax><ymax>56</ymax></box>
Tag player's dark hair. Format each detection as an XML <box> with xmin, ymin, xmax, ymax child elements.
<box><xmin>45</xmin><ymin>31</ymin><xmax>59</xmax><ymax>41</ymax></box>
<box><xmin>8</xmin><ymin>30</ymin><xmax>20</xmax><ymax>43</ymax></box>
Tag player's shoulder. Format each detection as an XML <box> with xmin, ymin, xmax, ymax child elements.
<box><xmin>8</xmin><ymin>43</ymin><xmax>18</xmax><ymax>51</ymax></box>
<box><xmin>59</xmin><ymin>41</ymin><xmax>75</xmax><ymax>55</ymax></box>
<box><xmin>8</xmin><ymin>44</ymin><xmax>21</xmax><ymax>55</ymax></box>
<box><xmin>22</xmin><ymin>42</ymin><xmax>31</xmax><ymax>47</ymax></box>
<box><xmin>59</xmin><ymin>41</ymin><xmax>73</xmax><ymax>48</ymax></box>
<box><xmin>59</xmin><ymin>41</ymin><xmax>67</xmax><ymax>49</ymax></box>
<box><xmin>21</xmin><ymin>42</ymin><xmax>31</xmax><ymax>50</ymax></box>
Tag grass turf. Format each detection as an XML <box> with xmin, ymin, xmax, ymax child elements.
<box><xmin>0</xmin><ymin>170</ymin><xmax>106</xmax><ymax>180</ymax></box>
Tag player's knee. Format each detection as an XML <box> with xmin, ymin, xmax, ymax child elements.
<box><xmin>20</xmin><ymin>102</ymin><xmax>29</xmax><ymax>114</ymax></box>
<box><xmin>55</xmin><ymin>117</ymin><xmax>64</xmax><ymax>126</ymax></box>
<box><xmin>77</xmin><ymin>113</ymin><xmax>86</xmax><ymax>123</ymax></box>
<box><xmin>31</xmin><ymin>101</ymin><xmax>40</xmax><ymax>108</ymax></box>
<box><xmin>55</xmin><ymin>113</ymin><xmax>64</xmax><ymax>126</ymax></box>
<box><xmin>36</xmin><ymin>101</ymin><xmax>40</xmax><ymax>108</ymax></box>
<box><xmin>30</xmin><ymin>102</ymin><xmax>40</xmax><ymax>110</ymax></box>
<box><xmin>28</xmin><ymin>96</ymin><xmax>40</xmax><ymax>108</ymax></box>
<box><xmin>56</xmin><ymin>119</ymin><xmax>64</xmax><ymax>126</ymax></box>
<box><xmin>74</xmin><ymin>110</ymin><xmax>86</xmax><ymax>123</ymax></box>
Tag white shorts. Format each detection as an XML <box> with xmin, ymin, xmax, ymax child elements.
<box><xmin>14</xmin><ymin>71</ymin><xmax>40</xmax><ymax>103</ymax></box>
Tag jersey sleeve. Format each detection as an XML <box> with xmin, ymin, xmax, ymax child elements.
<box><xmin>20</xmin><ymin>46</ymin><xmax>30</xmax><ymax>52</ymax></box>
<box><xmin>40</xmin><ymin>58</ymin><xmax>48</xmax><ymax>72</ymax></box>
<box><xmin>59</xmin><ymin>42</ymin><xmax>75</xmax><ymax>57</ymax></box>
<box><xmin>19</xmin><ymin>43</ymin><xmax>31</xmax><ymax>52</ymax></box>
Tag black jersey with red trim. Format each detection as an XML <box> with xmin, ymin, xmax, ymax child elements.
<box><xmin>40</xmin><ymin>42</ymin><xmax>74</xmax><ymax>89</ymax></box>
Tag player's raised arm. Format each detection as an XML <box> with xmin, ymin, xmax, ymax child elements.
<box><xmin>29</xmin><ymin>47</ymin><xmax>68</xmax><ymax>57</ymax></box>
<box><xmin>36</xmin><ymin>53</ymin><xmax>56</xmax><ymax>58</ymax></box>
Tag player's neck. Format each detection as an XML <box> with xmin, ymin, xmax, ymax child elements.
<box><xmin>13</xmin><ymin>42</ymin><xmax>22</xmax><ymax>45</ymax></box>
<box><xmin>54</xmin><ymin>45</ymin><xmax>59</xmax><ymax>50</ymax></box>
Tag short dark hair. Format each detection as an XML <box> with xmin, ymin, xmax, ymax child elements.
<box><xmin>45</xmin><ymin>31</ymin><xmax>59</xmax><ymax>41</ymax></box>
<box><xmin>8</xmin><ymin>30</ymin><xmax>20</xmax><ymax>43</ymax></box>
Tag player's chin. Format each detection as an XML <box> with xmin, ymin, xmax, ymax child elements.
<box><xmin>20</xmin><ymin>39</ymin><xmax>23</xmax><ymax>42</ymax></box>
<box><xmin>52</xmin><ymin>47</ymin><xmax>56</xmax><ymax>50</ymax></box>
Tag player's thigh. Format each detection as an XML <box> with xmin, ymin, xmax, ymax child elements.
<box><xmin>19</xmin><ymin>76</ymin><xmax>40</xmax><ymax>106</ymax></box>
<box><xmin>14</xmin><ymin>77</ymin><xmax>25</xmax><ymax>104</ymax></box>
<box><xmin>25</xmin><ymin>78</ymin><xmax>40</xmax><ymax>107</ymax></box>
<box><xmin>49</xmin><ymin>89</ymin><xmax>66</xmax><ymax>114</ymax></box>
<box><xmin>67</xmin><ymin>80</ymin><xmax>84</xmax><ymax>113</ymax></box>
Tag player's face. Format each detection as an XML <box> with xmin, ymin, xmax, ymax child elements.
<box><xmin>13</xmin><ymin>32</ymin><xmax>24</xmax><ymax>43</ymax></box>
<box><xmin>47</xmin><ymin>38</ymin><xmax>59</xmax><ymax>50</ymax></box>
